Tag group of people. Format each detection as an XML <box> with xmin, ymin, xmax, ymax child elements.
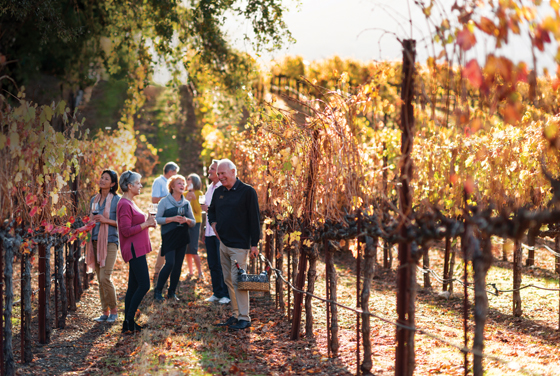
<box><xmin>85</xmin><ymin>159</ymin><xmax>261</xmax><ymax>333</ymax></box>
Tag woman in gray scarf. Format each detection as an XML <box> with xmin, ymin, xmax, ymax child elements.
<box><xmin>153</xmin><ymin>174</ymin><xmax>195</xmax><ymax>301</ymax></box>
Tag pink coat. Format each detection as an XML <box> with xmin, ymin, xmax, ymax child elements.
<box><xmin>117</xmin><ymin>198</ymin><xmax>152</xmax><ymax>263</ymax></box>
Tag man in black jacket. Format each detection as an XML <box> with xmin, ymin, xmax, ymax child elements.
<box><xmin>207</xmin><ymin>159</ymin><xmax>261</xmax><ymax>330</ymax></box>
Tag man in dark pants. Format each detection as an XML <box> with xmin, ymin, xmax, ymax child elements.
<box><xmin>200</xmin><ymin>160</ymin><xmax>230</xmax><ymax>304</ymax></box>
<box><xmin>208</xmin><ymin>159</ymin><xmax>261</xmax><ymax>331</ymax></box>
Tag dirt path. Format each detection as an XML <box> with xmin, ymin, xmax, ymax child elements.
<box><xmin>11</xmin><ymin>184</ymin><xmax>560</xmax><ymax>375</ymax></box>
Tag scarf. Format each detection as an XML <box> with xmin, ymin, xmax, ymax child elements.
<box><xmin>165</xmin><ymin>193</ymin><xmax>189</xmax><ymax>208</ymax></box>
<box><xmin>86</xmin><ymin>192</ymin><xmax>114</xmax><ymax>272</ymax></box>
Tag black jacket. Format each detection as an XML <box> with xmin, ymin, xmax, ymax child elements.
<box><xmin>207</xmin><ymin>178</ymin><xmax>261</xmax><ymax>249</ymax></box>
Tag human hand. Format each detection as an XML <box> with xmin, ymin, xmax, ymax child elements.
<box><xmin>185</xmin><ymin>192</ymin><xmax>196</xmax><ymax>201</ymax></box>
<box><xmin>175</xmin><ymin>215</ymin><xmax>188</xmax><ymax>224</ymax></box>
<box><xmin>200</xmin><ymin>204</ymin><xmax>208</xmax><ymax>211</ymax></box>
<box><xmin>146</xmin><ymin>215</ymin><xmax>157</xmax><ymax>228</ymax></box>
<box><xmin>92</xmin><ymin>214</ymin><xmax>106</xmax><ymax>223</ymax></box>
<box><xmin>211</xmin><ymin>223</ymin><xmax>220</xmax><ymax>241</ymax></box>
<box><xmin>250</xmin><ymin>246</ymin><xmax>259</xmax><ymax>259</ymax></box>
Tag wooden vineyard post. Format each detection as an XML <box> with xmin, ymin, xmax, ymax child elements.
<box><xmin>287</xmin><ymin>242</ymin><xmax>291</xmax><ymax>320</ymax></box>
<box><xmin>305</xmin><ymin>247</ymin><xmax>318</xmax><ymax>338</ymax></box>
<box><xmin>67</xmin><ymin>242</ymin><xmax>76</xmax><ymax>311</ymax></box>
<box><xmin>22</xmin><ymin>252</ymin><xmax>32</xmax><ymax>363</ymax></box>
<box><xmin>264</xmin><ymin>224</ymin><xmax>271</xmax><ymax>299</ymax></box>
<box><xmin>513</xmin><ymin>240</ymin><xmax>523</xmax><ymax>317</ymax></box>
<box><xmin>325</xmin><ymin>239</ymin><xmax>331</xmax><ymax>358</ymax></box>
<box><xmin>473</xmin><ymin>237</ymin><xmax>492</xmax><ymax>376</ymax></box>
<box><xmin>423</xmin><ymin>246</ymin><xmax>431</xmax><ymax>289</ymax></box>
<box><xmin>462</xmin><ymin>191</ymin><xmax>470</xmax><ymax>376</ymax></box>
<box><xmin>555</xmin><ymin>235</ymin><xmax>559</xmax><ymax>275</ymax></box>
<box><xmin>525</xmin><ymin>228</ymin><xmax>537</xmax><ymax>267</ymax></box>
<box><xmin>0</xmin><ymin>237</ymin><xmax>3</xmax><ymax>376</ymax></box>
<box><xmin>3</xmin><ymin>236</ymin><xmax>14</xmax><ymax>376</ymax></box>
<box><xmin>382</xmin><ymin>141</ymin><xmax>392</xmax><ymax>269</ymax></box>
<box><xmin>276</xmin><ymin>230</ymin><xmax>285</xmax><ymax>316</ymax></box>
<box><xmin>58</xmin><ymin>243</ymin><xmax>67</xmax><ymax>328</ymax></box>
<box><xmin>45</xmin><ymin>241</ymin><xmax>52</xmax><ymax>342</ymax></box>
<box><xmin>361</xmin><ymin>235</ymin><xmax>377</xmax><ymax>375</ymax></box>
<box><xmin>38</xmin><ymin>242</ymin><xmax>47</xmax><ymax>343</ymax></box>
<box><xmin>356</xmin><ymin>211</ymin><xmax>362</xmax><ymax>376</ymax></box>
<box><xmin>443</xmin><ymin>237</ymin><xmax>451</xmax><ymax>292</ymax></box>
<box><xmin>326</xmin><ymin>240</ymin><xmax>340</xmax><ymax>356</ymax></box>
<box><xmin>395</xmin><ymin>38</ymin><xmax>416</xmax><ymax>376</ymax></box>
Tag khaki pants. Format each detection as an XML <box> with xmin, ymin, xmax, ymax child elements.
<box><xmin>220</xmin><ymin>243</ymin><xmax>250</xmax><ymax>322</ymax></box>
<box><xmin>154</xmin><ymin>247</ymin><xmax>165</xmax><ymax>276</ymax></box>
<box><xmin>93</xmin><ymin>241</ymin><xmax>118</xmax><ymax>311</ymax></box>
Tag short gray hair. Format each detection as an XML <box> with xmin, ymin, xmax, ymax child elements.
<box><xmin>119</xmin><ymin>171</ymin><xmax>142</xmax><ymax>192</ymax></box>
<box><xmin>218</xmin><ymin>159</ymin><xmax>237</xmax><ymax>174</ymax></box>
<box><xmin>187</xmin><ymin>173</ymin><xmax>202</xmax><ymax>190</ymax></box>
<box><xmin>163</xmin><ymin>162</ymin><xmax>179</xmax><ymax>175</ymax></box>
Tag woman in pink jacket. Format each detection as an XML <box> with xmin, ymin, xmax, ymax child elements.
<box><xmin>117</xmin><ymin>171</ymin><xmax>156</xmax><ymax>333</ymax></box>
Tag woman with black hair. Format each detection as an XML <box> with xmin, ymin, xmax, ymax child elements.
<box><xmin>86</xmin><ymin>170</ymin><xmax>121</xmax><ymax>323</ymax></box>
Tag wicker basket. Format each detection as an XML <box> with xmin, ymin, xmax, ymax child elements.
<box><xmin>237</xmin><ymin>274</ymin><xmax>270</xmax><ymax>292</ymax></box>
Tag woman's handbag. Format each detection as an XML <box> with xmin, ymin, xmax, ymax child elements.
<box><xmin>235</xmin><ymin>257</ymin><xmax>271</xmax><ymax>292</ymax></box>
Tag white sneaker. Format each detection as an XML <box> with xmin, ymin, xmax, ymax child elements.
<box><xmin>218</xmin><ymin>297</ymin><xmax>231</xmax><ymax>304</ymax></box>
<box><xmin>93</xmin><ymin>314</ymin><xmax>108</xmax><ymax>322</ymax></box>
<box><xmin>106</xmin><ymin>313</ymin><xmax>118</xmax><ymax>323</ymax></box>
<box><xmin>205</xmin><ymin>295</ymin><xmax>219</xmax><ymax>302</ymax></box>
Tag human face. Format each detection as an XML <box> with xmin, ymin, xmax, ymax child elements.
<box><xmin>186</xmin><ymin>177</ymin><xmax>194</xmax><ymax>191</ymax></box>
<box><xmin>98</xmin><ymin>172</ymin><xmax>114</xmax><ymax>192</ymax></box>
<box><xmin>165</xmin><ymin>169</ymin><xmax>178</xmax><ymax>179</ymax></box>
<box><xmin>127</xmin><ymin>179</ymin><xmax>143</xmax><ymax>196</ymax></box>
<box><xmin>217</xmin><ymin>164</ymin><xmax>236</xmax><ymax>189</ymax></box>
<box><xmin>173</xmin><ymin>178</ymin><xmax>186</xmax><ymax>195</ymax></box>
<box><xmin>208</xmin><ymin>163</ymin><xmax>219</xmax><ymax>183</ymax></box>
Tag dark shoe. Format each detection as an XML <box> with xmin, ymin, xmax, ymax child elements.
<box><xmin>167</xmin><ymin>292</ymin><xmax>180</xmax><ymax>302</ymax></box>
<box><xmin>229</xmin><ymin>320</ymin><xmax>251</xmax><ymax>331</ymax></box>
<box><xmin>121</xmin><ymin>320</ymin><xmax>130</xmax><ymax>334</ymax></box>
<box><xmin>214</xmin><ymin>316</ymin><xmax>238</xmax><ymax>327</ymax></box>
<box><xmin>124</xmin><ymin>319</ymin><xmax>142</xmax><ymax>334</ymax></box>
<box><xmin>154</xmin><ymin>289</ymin><xmax>164</xmax><ymax>302</ymax></box>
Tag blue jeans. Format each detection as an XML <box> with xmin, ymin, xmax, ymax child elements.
<box><xmin>205</xmin><ymin>236</ymin><xmax>229</xmax><ymax>299</ymax></box>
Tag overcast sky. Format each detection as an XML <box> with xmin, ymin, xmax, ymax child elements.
<box><xmin>153</xmin><ymin>0</ymin><xmax>558</xmax><ymax>84</ymax></box>
<box><xmin>225</xmin><ymin>0</ymin><xmax>558</xmax><ymax>73</ymax></box>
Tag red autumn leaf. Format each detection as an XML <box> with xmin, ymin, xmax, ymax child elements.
<box><xmin>477</xmin><ymin>17</ymin><xmax>496</xmax><ymax>35</ymax></box>
<box><xmin>45</xmin><ymin>223</ymin><xmax>54</xmax><ymax>233</ymax></box>
<box><xmin>516</xmin><ymin>63</ymin><xmax>529</xmax><ymax>83</ymax></box>
<box><xmin>25</xmin><ymin>194</ymin><xmax>37</xmax><ymax>207</ymax></box>
<box><xmin>463</xmin><ymin>60</ymin><xmax>483</xmax><ymax>88</ymax></box>
<box><xmin>41</xmin><ymin>198</ymin><xmax>49</xmax><ymax>208</ymax></box>
<box><xmin>83</xmin><ymin>215</ymin><xmax>90</xmax><ymax>223</ymax></box>
<box><xmin>29</xmin><ymin>206</ymin><xmax>38</xmax><ymax>217</ymax></box>
<box><xmin>27</xmin><ymin>228</ymin><xmax>33</xmax><ymax>234</ymax></box>
<box><xmin>457</xmin><ymin>27</ymin><xmax>476</xmax><ymax>51</ymax></box>
<box><xmin>69</xmin><ymin>216</ymin><xmax>76</xmax><ymax>224</ymax></box>
<box><xmin>68</xmin><ymin>234</ymin><xmax>78</xmax><ymax>243</ymax></box>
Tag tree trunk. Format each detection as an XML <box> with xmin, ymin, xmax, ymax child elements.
<box><xmin>526</xmin><ymin>228</ymin><xmax>537</xmax><ymax>267</ymax></box>
<box><xmin>326</xmin><ymin>242</ymin><xmax>340</xmax><ymax>356</ymax></box>
<box><xmin>443</xmin><ymin>237</ymin><xmax>451</xmax><ymax>292</ymax></box>
<box><xmin>305</xmin><ymin>253</ymin><xmax>317</xmax><ymax>338</ymax></box>
<box><xmin>502</xmin><ymin>241</ymin><xmax>508</xmax><ymax>262</ymax></box>
<box><xmin>513</xmin><ymin>241</ymin><xmax>523</xmax><ymax>317</ymax></box>
<box><xmin>361</xmin><ymin>237</ymin><xmax>377</xmax><ymax>375</ymax></box>
<box><xmin>178</xmin><ymin>85</ymin><xmax>203</xmax><ymax>174</ymax></box>
<box><xmin>473</xmin><ymin>237</ymin><xmax>492</xmax><ymax>376</ymax></box>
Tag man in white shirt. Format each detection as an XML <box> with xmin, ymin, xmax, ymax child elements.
<box><xmin>200</xmin><ymin>160</ymin><xmax>230</xmax><ymax>304</ymax></box>
<box><xmin>152</xmin><ymin>162</ymin><xmax>179</xmax><ymax>279</ymax></box>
